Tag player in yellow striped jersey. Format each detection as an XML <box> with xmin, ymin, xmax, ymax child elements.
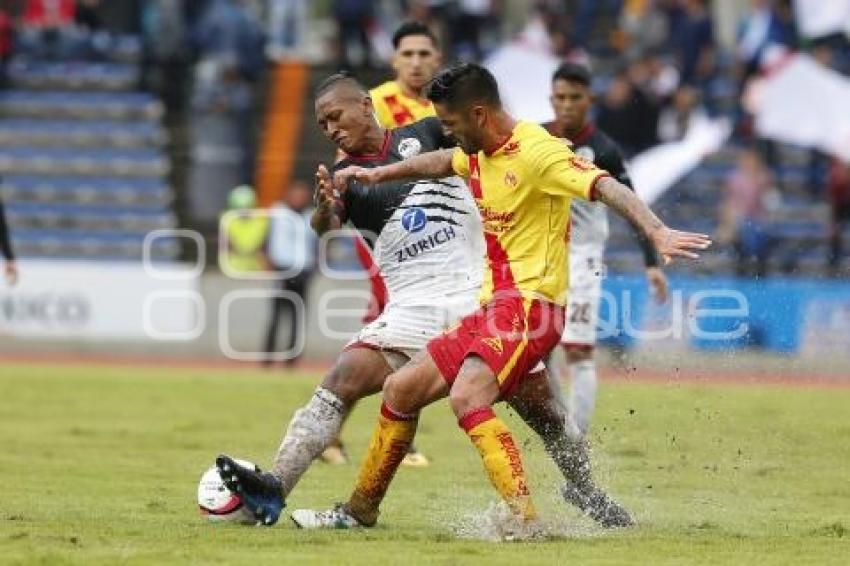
<box><xmin>369</xmin><ymin>22</ymin><xmax>441</xmax><ymax>129</ymax></box>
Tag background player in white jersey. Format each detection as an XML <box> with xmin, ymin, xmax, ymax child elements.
<box><xmin>543</xmin><ymin>63</ymin><xmax>670</xmax><ymax>436</ymax></box>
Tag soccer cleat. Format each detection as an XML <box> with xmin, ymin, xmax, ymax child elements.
<box><xmin>290</xmin><ymin>504</ymin><xmax>365</xmax><ymax>529</ymax></box>
<box><xmin>560</xmin><ymin>481</ymin><xmax>635</xmax><ymax>528</ymax></box>
<box><xmin>215</xmin><ymin>454</ymin><xmax>285</xmax><ymax>526</ymax></box>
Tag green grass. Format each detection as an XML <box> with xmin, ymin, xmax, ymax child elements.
<box><xmin>1</xmin><ymin>363</ymin><xmax>848</xmax><ymax>565</ymax></box>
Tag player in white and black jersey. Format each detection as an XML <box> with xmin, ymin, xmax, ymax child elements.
<box><xmin>215</xmin><ymin>73</ymin><xmax>633</xmax><ymax>529</ymax></box>
<box><xmin>543</xmin><ymin>63</ymin><xmax>670</xmax><ymax>436</ymax></box>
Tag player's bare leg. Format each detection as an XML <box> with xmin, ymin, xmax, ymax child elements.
<box><xmin>217</xmin><ymin>348</ymin><xmax>391</xmax><ymax>525</ymax></box>
<box><xmin>507</xmin><ymin>368</ymin><xmax>633</xmax><ymax>527</ymax></box>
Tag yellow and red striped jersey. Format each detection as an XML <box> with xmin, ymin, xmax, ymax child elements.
<box><xmin>451</xmin><ymin>121</ymin><xmax>609</xmax><ymax>306</ymax></box>
<box><xmin>369</xmin><ymin>81</ymin><xmax>436</xmax><ymax>128</ymax></box>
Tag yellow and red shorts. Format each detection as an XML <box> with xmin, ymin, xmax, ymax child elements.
<box><xmin>427</xmin><ymin>294</ymin><xmax>565</xmax><ymax>398</ymax></box>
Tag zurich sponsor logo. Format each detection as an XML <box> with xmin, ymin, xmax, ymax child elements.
<box><xmin>401</xmin><ymin>207</ymin><xmax>428</xmax><ymax>233</ymax></box>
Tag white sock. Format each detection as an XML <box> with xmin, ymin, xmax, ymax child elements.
<box><xmin>272</xmin><ymin>387</ymin><xmax>345</xmax><ymax>497</ymax></box>
<box><xmin>568</xmin><ymin>360</ymin><xmax>597</xmax><ymax>437</ymax></box>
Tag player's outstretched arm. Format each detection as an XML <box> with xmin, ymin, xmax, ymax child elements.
<box><xmin>311</xmin><ymin>164</ymin><xmax>342</xmax><ymax>235</ymax></box>
<box><xmin>595</xmin><ymin>176</ymin><xmax>712</xmax><ymax>264</ymax></box>
<box><xmin>332</xmin><ymin>148</ymin><xmax>455</xmax><ymax>192</ymax></box>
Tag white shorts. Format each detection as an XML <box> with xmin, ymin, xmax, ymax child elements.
<box><xmin>561</xmin><ymin>250</ymin><xmax>605</xmax><ymax>347</ymax></box>
<box><xmin>346</xmin><ymin>294</ymin><xmax>480</xmax><ymax>371</ymax></box>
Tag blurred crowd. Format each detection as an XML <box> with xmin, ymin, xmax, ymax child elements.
<box><xmin>0</xmin><ymin>0</ymin><xmax>849</xmax><ymax>277</ymax></box>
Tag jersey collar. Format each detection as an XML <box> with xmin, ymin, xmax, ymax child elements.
<box><xmin>346</xmin><ymin>130</ymin><xmax>392</xmax><ymax>163</ymax></box>
<box><xmin>569</xmin><ymin>122</ymin><xmax>595</xmax><ymax>146</ymax></box>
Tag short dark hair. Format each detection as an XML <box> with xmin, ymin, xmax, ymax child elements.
<box><xmin>314</xmin><ymin>70</ymin><xmax>367</xmax><ymax>99</ymax></box>
<box><xmin>552</xmin><ymin>62</ymin><xmax>591</xmax><ymax>87</ymax></box>
<box><xmin>392</xmin><ymin>21</ymin><xmax>438</xmax><ymax>49</ymax></box>
<box><xmin>426</xmin><ymin>62</ymin><xmax>500</xmax><ymax>109</ymax></box>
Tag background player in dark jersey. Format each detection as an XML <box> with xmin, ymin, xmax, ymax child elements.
<box><xmin>0</xmin><ymin>195</ymin><xmax>17</xmax><ymax>286</ymax></box>
<box><xmin>544</xmin><ymin>63</ymin><xmax>670</xmax><ymax>436</ymax></box>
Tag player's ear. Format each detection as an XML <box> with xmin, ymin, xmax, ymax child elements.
<box><xmin>362</xmin><ymin>95</ymin><xmax>374</xmax><ymax>116</ymax></box>
<box><xmin>472</xmin><ymin>105</ymin><xmax>487</xmax><ymax>127</ymax></box>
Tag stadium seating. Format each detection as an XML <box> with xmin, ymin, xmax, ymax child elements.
<box><xmin>0</xmin><ymin>35</ymin><xmax>176</xmax><ymax>261</ymax></box>
<box><xmin>606</xmin><ymin>143</ymin><xmax>832</xmax><ymax>277</ymax></box>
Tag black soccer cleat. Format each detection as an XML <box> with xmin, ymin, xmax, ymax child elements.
<box><xmin>215</xmin><ymin>454</ymin><xmax>285</xmax><ymax>526</ymax></box>
<box><xmin>561</xmin><ymin>481</ymin><xmax>635</xmax><ymax>528</ymax></box>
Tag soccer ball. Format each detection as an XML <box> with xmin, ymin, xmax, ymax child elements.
<box><xmin>197</xmin><ymin>459</ymin><xmax>256</xmax><ymax>523</ymax></box>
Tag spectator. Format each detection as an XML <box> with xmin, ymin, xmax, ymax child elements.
<box><xmin>74</xmin><ymin>0</ymin><xmax>102</xmax><ymax>32</ymax></box>
<box><xmin>142</xmin><ymin>0</ymin><xmax>190</xmax><ymax>112</ymax></box>
<box><xmin>0</xmin><ymin>195</ymin><xmax>18</xmax><ymax>286</ymax></box>
<box><xmin>670</xmin><ymin>0</ymin><xmax>715</xmax><ymax>87</ymax></box>
<box><xmin>735</xmin><ymin>0</ymin><xmax>795</xmax><ymax>83</ymax></box>
<box><xmin>717</xmin><ymin>148</ymin><xmax>776</xmax><ymax>277</ymax></box>
<box><xmin>827</xmin><ymin>158</ymin><xmax>850</xmax><ymax>275</ymax></box>
<box><xmin>17</xmin><ymin>0</ymin><xmax>83</xmax><ymax>60</ymax></box>
<box><xmin>596</xmin><ymin>70</ymin><xmax>659</xmax><ymax>156</ymax></box>
<box><xmin>0</xmin><ymin>8</ymin><xmax>12</xmax><ymax>87</ymax></box>
<box><xmin>657</xmin><ymin>84</ymin><xmax>707</xmax><ymax>142</ymax></box>
<box><xmin>452</xmin><ymin>0</ymin><xmax>493</xmax><ymax>61</ymax></box>
<box><xmin>642</xmin><ymin>49</ymin><xmax>680</xmax><ymax>101</ymax></box>
<box><xmin>192</xmin><ymin>0</ymin><xmax>265</xmax><ymax>82</ymax></box>
<box><xmin>619</xmin><ymin>0</ymin><xmax>668</xmax><ymax>57</ymax></box>
<box><xmin>572</xmin><ymin>0</ymin><xmax>623</xmax><ymax>53</ymax></box>
<box><xmin>264</xmin><ymin>180</ymin><xmax>317</xmax><ymax>366</ymax></box>
<box><xmin>267</xmin><ymin>0</ymin><xmax>308</xmax><ymax>60</ymax></box>
<box><xmin>186</xmin><ymin>53</ymin><xmax>256</xmax><ymax>224</ymax></box>
<box><xmin>220</xmin><ymin>185</ymin><xmax>269</xmax><ymax>274</ymax></box>
<box><xmin>333</xmin><ymin>0</ymin><xmax>376</xmax><ymax>69</ymax></box>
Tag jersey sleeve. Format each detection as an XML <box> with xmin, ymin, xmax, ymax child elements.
<box><xmin>597</xmin><ymin>144</ymin><xmax>633</xmax><ymax>190</ymax></box>
<box><xmin>533</xmin><ymin>136</ymin><xmax>609</xmax><ymax>201</ymax></box>
<box><xmin>451</xmin><ymin>147</ymin><xmax>470</xmax><ymax>178</ymax></box>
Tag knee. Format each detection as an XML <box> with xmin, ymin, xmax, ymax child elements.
<box><xmin>321</xmin><ymin>363</ymin><xmax>361</xmax><ymax>406</ymax></box>
<box><xmin>449</xmin><ymin>381</ymin><xmax>481</xmax><ymax>420</ymax></box>
<box><xmin>382</xmin><ymin>372</ymin><xmax>421</xmax><ymax>415</ymax></box>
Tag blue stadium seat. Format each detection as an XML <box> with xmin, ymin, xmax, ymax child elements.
<box><xmin>4</xmin><ymin>202</ymin><xmax>176</xmax><ymax>233</ymax></box>
<box><xmin>10</xmin><ymin>228</ymin><xmax>180</xmax><ymax>260</ymax></box>
<box><xmin>0</xmin><ymin>90</ymin><xmax>164</xmax><ymax>120</ymax></box>
<box><xmin>0</xmin><ymin>119</ymin><xmax>166</xmax><ymax>148</ymax></box>
<box><xmin>0</xmin><ymin>146</ymin><xmax>168</xmax><ymax>176</ymax></box>
<box><xmin>7</xmin><ymin>60</ymin><xmax>140</xmax><ymax>91</ymax></box>
<box><xmin>1</xmin><ymin>174</ymin><xmax>171</xmax><ymax>205</ymax></box>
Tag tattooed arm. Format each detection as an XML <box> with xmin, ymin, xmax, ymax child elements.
<box><xmin>594</xmin><ymin>176</ymin><xmax>711</xmax><ymax>264</ymax></box>
<box><xmin>332</xmin><ymin>148</ymin><xmax>455</xmax><ymax>192</ymax></box>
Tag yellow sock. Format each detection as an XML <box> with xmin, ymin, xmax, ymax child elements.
<box><xmin>460</xmin><ymin>407</ymin><xmax>537</xmax><ymax>520</ymax></box>
<box><xmin>347</xmin><ymin>401</ymin><xmax>418</xmax><ymax>526</ymax></box>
